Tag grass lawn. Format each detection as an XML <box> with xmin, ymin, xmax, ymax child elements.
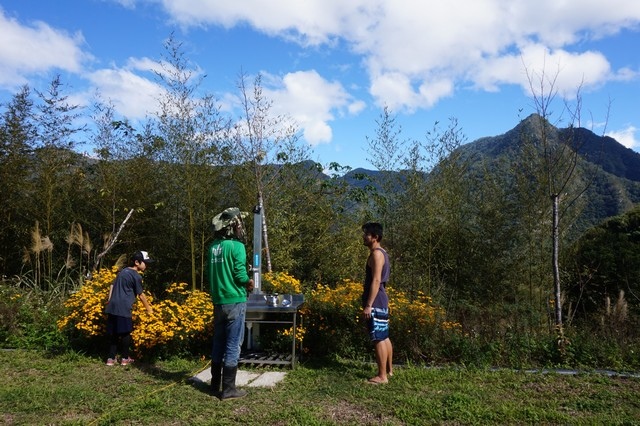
<box><xmin>1</xmin><ymin>349</ymin><xmax>639</xmax><ymax>425</ymax></box>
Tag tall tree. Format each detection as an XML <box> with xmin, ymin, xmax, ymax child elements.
<box><xmin>395</xmin><ymin>118</ymin><xmax>471</xmax><ymax>300</ymax></box>
<box><xmin>90</xmin><ymin>98</ymin><xmax>161</xmax><ymax>272</ymax></box>
<box><xmin>0</xmin><ymin>85</ymin><xmax>36</xmax><ymax>275</ymax></box>
<box><xmin>31</xmin><ymin>76</ymin><xmax>85</xmax><ymax>285</ymax></box>
<box><xmin>364</xmin><ymin>106</ymin><xmax>407</xmax><ymax>256</ymax></box>
<box><xmin>153</xmin><ymin>35</ymin><xmax>228</xmax><ymax>289</ymax></box>
<box><xmin>231</xmin><ymin>72</ymin><xmax>307</xmax><ymax>274</ymax></box>
<box><xmin>523</xmin><ymin>66</ymin><xmax>607</xmax><ymax>334</ymax></box>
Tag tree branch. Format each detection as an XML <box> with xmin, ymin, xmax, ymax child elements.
<box><xmin>89</xmin><ymin>209</ymin><xmax>134</xmax><ymax>277</ymax></box>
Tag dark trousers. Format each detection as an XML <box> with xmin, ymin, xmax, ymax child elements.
<box><xmin>108</xmin><ymin>333</ymin><xmax>132</xmax><ymax>359</ymax></box>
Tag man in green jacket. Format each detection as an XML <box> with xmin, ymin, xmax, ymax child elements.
<box><xmin>208</xmin><ymin>207</ymin><xmax>254</xmax><ymax>400</ymax></box>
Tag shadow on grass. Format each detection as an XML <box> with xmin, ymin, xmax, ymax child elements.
<box><xmin>137</xmin><ymin>362</ymin><xmax>196</xmax><ymax>381</ymax></box>
<box><xmin>130</xmin><ymin>359</ymin><xmax>218</xmax><ymax>397</ymax></box>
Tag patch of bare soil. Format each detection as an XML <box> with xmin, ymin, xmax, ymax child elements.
<box><xmin>323</xmin><ymin>399</ymin><xmax>403</xmax><ymax>425</ymax></box>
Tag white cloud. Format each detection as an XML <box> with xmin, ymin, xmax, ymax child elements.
<box><xmin>2</xmin><ymin>0</ymin><xmax>639</xmax><ymax>153</ymax></box>
<box><xmin>111</xmin><ymin>0</ymin><xmax>137</xmax><ymax>9</ymax></box>
<box><xmin>473</xmin><ymin>43</ymin><xmax>612</xmax><ymax>98</ymax></box>
<box><xmin>158</xmin><ymin>0</ymin><xmax>370</xmax><ymax>45</ymax></box>
<box><xmin>0</xmin><ymin>8</ymin><xmax>89</xmax><ymax>89</ymax></box>
<box><xmin>611</xmin><ymin>67</ymin><xmax>640</xmax><ymax>82</ymax></box>
<box><xmin>607</xmin><ymin>126</ymin><xmax>639</xmax><ymax>151</ymax></box>
<box><xmin>87</xmin><ymin>67</ymin><xmax>165</xmax><ymax>119</ymax></box>
<box><xmin>150</xmin><ymin>0</ymin><xmax>640</xmax><ymax>111</ymax></box>
<box><xmin>348</xmin><ymin>100</ymin><xmax>366</xmax><ymax>115</ymax></box>
<box><xmin>370</xmin><ymin>72</ymin><xmax>454</xmax><ymax>112</ymax></box>
<box><xmin>126</xmin><ymin>57</ymin><xmax>165</xmax><ymax>76</ymax></box>
<box><xmin>263</xmin><ymin>70</ymin><xmax>362</xmax><ymax>145</ymax></box>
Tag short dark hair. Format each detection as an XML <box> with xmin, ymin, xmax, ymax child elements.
<box><xmin>362</xmin><ymin>222</ymin><xmax>383</xmax><ymax>242</ymax></box>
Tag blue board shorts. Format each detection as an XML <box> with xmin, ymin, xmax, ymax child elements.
<box><xmin>368</xmin><ymin>307</ymin><xmax>389</xmax><ymax>341</ymax></box>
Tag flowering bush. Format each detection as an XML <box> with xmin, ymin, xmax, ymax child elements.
<box><xmin>131</xmin><ymin>282</ymin><xmax>213</xmax><ymax>356</ymax></box>
<box><xmin>262</xmin><ymin>271</ymin><xmax>303</xmax><ymax>294</ymax></box>
<box><xmin>57</xmin><ymin>267</ymin><xmax>460</xmax><ymax>362</ymax></box>
<box><xmin>304</xmin><ymin>279</ymin><xmax>365</xmax><ymax>358</ymax></box>
<box><xmin>57</xmin><ymin>267</ymin><xmax>118</xmax><ymax>337</ymax></box>
<box><xmin>304</xmin><ymin>278</ymin><xmax>462</xmax><ymax>361</ymax></box>
<box><xmin>256</xmin><ymin>271</ymin><xmax>306</xmax><ymax>352</ymax></box>
<box><xmin>57</xmin><ymin>268</ymin><xmax>213</xmax><ymax>358</ymax></box>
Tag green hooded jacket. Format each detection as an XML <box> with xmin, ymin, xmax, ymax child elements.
<box><xmin>207</xmin><ymin>238</ymin><xmax>251</xmax><ymax>305</ymax></box>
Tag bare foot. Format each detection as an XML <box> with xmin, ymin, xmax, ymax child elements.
<box><xmin>366</xmin><ymin>376</ymin><xmax>388</xmax><ymax>385</ymax></box>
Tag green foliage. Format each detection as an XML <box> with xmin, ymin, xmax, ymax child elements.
<box><xmin>2</xmin><ymin>36</ymin><xmax>640</xmax><ymax>386</ymax></box>
<box><xmin>0</xmin><ymin>281</ymin><xmax>69</xmax><ymax>352</ymax></box>
<box><xmin>567</xmin><ymin>206</ymin><xmax>640</xmax><ymax>318</ymax></box>
<box><xmin>3</xmin><ymin>350</ymin><xmax>640</xmax><ymax>425</ymax></box>
<box><xmin>153</xmin><ymin>35</ymin><xmax>231</xmax><ymax>290</ymax></box>
<box><xmin>0</xmin><ymin>86</ymin><xmax>35</xmax><ymax>275</ymax></box>
<box><xmin>3</xmin><ymin>271</ymin><xmax>640</xmax><ymax>371</ymax></box>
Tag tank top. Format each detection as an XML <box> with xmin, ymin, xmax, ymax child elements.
<box><xmin>362</xmin><ymin>248</ymin><xmax>390</xmax><ymax>309</ymax></box>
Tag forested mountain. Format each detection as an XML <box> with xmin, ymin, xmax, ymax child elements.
<box><xmin>344</xmin><ymin>114</ymin><xmax>640</xmax><ymax>236</ymax></box>
<box><xmin>454</xmin><ymin>114</ymin><xmax>640</xmax><ymax>232</ymax></box>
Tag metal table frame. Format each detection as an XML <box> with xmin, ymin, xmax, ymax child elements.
<box><xmin>242</xmin><ymin>294</ymin><xmax>305</xmax><ymax>368</ymax></box>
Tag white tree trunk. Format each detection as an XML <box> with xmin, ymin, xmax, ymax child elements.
<box><xmin>551</xmin><ymin>193</ymin><xmax>562</xmax><ymax>329</ymax></box>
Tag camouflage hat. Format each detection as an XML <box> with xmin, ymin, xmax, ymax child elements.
<box><xmin>211</xmin><ymin>207</ymin><xmax>249</xmax><ymax>232</ymax></box>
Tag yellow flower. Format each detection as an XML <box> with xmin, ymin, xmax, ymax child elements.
<box><xmin>262</xmin><ymin>271</ymin><xmax>302</xmax><ymax>294</ymax></box>
<box><xmin>59</xmin><ymin>270</ymin><xmax>213</xmax><ymax>357</ymax></box>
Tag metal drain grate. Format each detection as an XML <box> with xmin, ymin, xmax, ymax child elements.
<box><xmin>239</xmin><ymin>351</ymin><xmax>296</xmax><ymax>367</ymax></box>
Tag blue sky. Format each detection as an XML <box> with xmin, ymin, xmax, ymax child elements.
<box><xmin>1</xmin><ymin>0</ymin><xmax>639</xmax><ymax>170</ymax></box>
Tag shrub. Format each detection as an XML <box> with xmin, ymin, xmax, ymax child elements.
<box><xmin>303</xmin><ymin>279</ymin><xmax>365</xmax><ymax>359</ymax></box>
<box><xmin>303</xmin><ymin>279</ymin><xmax>461</xmax><ymax>362</ymax></box>
<box><xmin>57</xmin><ymin>268</ymin><xmax>213</xmax><ymax>359</ymax></box>
<box><xmin>0</xmin><ymin>281</ymin><xmax>68</xmax><ymax>351</ymax></box>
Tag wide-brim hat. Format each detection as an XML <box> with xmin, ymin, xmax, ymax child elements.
<box><xmin>211</xmin><ymin>207</ymin><xmax>249</xmax><ymax>231</ymax></box>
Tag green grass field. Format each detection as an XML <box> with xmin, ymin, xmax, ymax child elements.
<box><xmin>1</xmin><ymin>349</ymin><xmax>639</xmax><ymax>425</ymax></box>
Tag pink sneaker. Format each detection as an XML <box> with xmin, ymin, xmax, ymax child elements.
<box><xmin>120</xmin><ymin>357</ymin><xmax>135</xmax><ymax>366</ymax></box>
<box><xmin>106</xmin><ymin>358</ymin><xmax>117</xmax><ymax>366</ymax></box>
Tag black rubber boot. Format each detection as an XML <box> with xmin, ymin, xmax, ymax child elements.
<box><xmin>220</xmin><ymin>365</ymin><xmax>247</xmax><ymax>400</ymax></box>
<box><xmin>210</xmin><ymin>362</ymin><xmax>222</xmax><ymax>398</ymax></box>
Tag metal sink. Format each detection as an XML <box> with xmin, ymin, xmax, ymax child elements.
<box><xmin>246</xmin><ymin>293</ymin><xmax>305</xmax><ymax>318</ymax></box>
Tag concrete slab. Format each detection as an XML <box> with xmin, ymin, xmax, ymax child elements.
<box><xmin>246</xmin><ymin>371</ymin><xmax>287</xmax><ymax>388</ymax></box>
<box><xmin>235</xmin><ymin>369</ymin><xmax>261</xmax><ymax>386</ymax></box>
<box><xmin>191</xmin><ymin>368</ymin><xmax>212</xmax><ymax>384</ymax></box>
<box><xmin>190</xmin><ymin>367</ymin><xmax>286</xmax><ymax>388</ymax></box>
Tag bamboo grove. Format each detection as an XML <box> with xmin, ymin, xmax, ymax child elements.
<box><xmin>2</xmin><ymin>35</ymin><xmax>639</xmax><ymax>367</ymax></box>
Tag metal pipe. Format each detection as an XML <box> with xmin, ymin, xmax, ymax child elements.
<box><xmin>252</xmin><ymin>204</ymin><xmax>262</xmax><ymax>294</ymax></box>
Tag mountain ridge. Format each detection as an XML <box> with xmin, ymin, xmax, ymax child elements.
<box><xmin>338</xmin><ymin>113</ymin><xmax>640</xmax><ymax>232</ymax></box>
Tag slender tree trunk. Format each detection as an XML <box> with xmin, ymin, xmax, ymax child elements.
<box><xmin>258</xmin><ymin>191</ymin><xmax>272</xmax><ymax>272</ymax></box>
<box><xmin>90</xmin><ymin>209</ymin><xmax>134</xmax><ymax>278</ymax></box>
<box><xmin>199</xmin><ymin>232</ymin><xmax>206</xmax><ymax>291</ymax></box>
<box><xmin>189</xmin><ymin>206</ymin><xmax>197</xmax><ymax>290</ymax></box>
<box><xmin>551</xmin><ymin>193</ymin><xmax>562</xmax><ymax>329</ymax></box>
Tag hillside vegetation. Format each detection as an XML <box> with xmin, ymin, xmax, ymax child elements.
<box><xmin>1</xmin><ymin>39</ymin><xmax>639</xmax><ymax>369</ymax></box>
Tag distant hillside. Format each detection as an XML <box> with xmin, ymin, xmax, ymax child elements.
<box><xmin>342</xmin><ymin>168</ymin><xmax>383</xmax><ymax>189</ymax></box>
<box><xmin>451</xmin><ymin>114</ymin><xmax>640</xmax><ymax>230</ymax></box>
<box><xmin>558</xmin><ymin>127</ymin><xmax>640</xmax><ymax>182</ymax></box>
<box><xmin>455</xmin><ymin>113</ymin><xmax>640</xmax><ymax>184</ymax></box>
<box><xmin>340</xmin><ymin>114</ymin><xmax>640</xmax><ymax>234</ymax></box>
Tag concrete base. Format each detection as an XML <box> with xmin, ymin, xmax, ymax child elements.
<box><xmin>190</xmin><ymin>367</ymin><xmax>286</xmax><ymax>388</ymax></box>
